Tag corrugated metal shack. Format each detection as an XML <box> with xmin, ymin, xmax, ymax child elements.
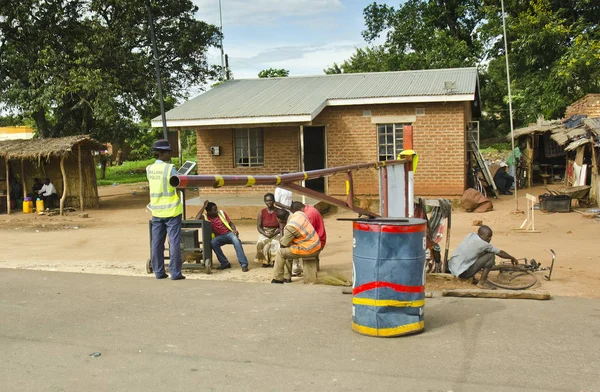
<box><xmin>511</xmin><ymin>116</ymin><xmax>600</xmax><ymax>203</ymax></box>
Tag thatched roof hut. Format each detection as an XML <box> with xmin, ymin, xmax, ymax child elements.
<box><xmin>0</xmin><ymin>135</ymin><xmax>105</xmax><ymax>215</ymax></box>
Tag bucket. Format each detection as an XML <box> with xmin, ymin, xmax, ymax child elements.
<box><xmin>36</xmin><ymin>198</ymin><xmax>45</xmax><ymax>212</ymax></box>
<box><xmin>352</xmin><ymin>218</ymin><xmax>427</xmax><ymax>337</ymax></box>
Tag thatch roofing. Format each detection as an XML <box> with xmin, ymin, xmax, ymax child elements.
<box><xmin>0</xmin><ymin>135</ymin><xmax>105</xmax><ymax>160</ymax></box>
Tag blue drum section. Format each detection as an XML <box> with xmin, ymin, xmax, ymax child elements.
<box><xmin>352</xmin><ymin>218</ymin><xmax>427</xmax><ymax>337</ymax></box>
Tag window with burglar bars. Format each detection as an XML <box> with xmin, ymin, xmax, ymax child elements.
<box><xmin>234</xmin><ymin>128</ymin><xmax>264</xmax><ymax>167</ymax></box>
<box><xmin>377</xmin><ymin>123</ymin><xmax>407</xmax><ymax>161</ymax></box>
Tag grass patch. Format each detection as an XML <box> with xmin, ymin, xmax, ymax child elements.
<box><xmin>317</xmin><ymin>270</ymin><xmax>352</xmax><ymax>286</ymax></box>
<box><xmin>96</xmin><ymin>158</ymin><xmax>189</xmax><ymax>186</ymax></box>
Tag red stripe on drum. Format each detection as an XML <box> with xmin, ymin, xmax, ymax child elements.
<box><xmin>353</xmin><ymin>222</ymin><xmax>426</xmax><ymax>233</ymax></box>
<box><xmin>353</xmin><ymin>281</ymin><xmax>424</xmax><ymax>295</ymax></box>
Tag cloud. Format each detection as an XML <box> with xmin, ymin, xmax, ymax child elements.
<box><xmin>193</xmin><ymin>0</ymin><xmax>344</xmax><ymax>25</ymax></box>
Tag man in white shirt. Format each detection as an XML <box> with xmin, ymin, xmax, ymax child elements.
<box><xmin>448</xmin><ymin>226</ymin><xmax>518</xmax><ymax>289</ymax></box>
<box><xmin>274</xmin><ymin>186</ymin><xmax>292</xmax><ymax>211</ymax></box>
<box><xmin>38</xmin><ymin>178</ymin><xmax>58</xmax><ymax>209</ymax></box>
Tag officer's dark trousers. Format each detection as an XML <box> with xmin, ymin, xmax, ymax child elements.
<box><xmin>151</xmin><ymin>214</ymin><xmax>183</xmax><ymax>279</ymax></box>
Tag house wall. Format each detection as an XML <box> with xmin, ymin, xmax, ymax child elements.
<box><xmin>565</xmin><ymin>94</ymin><xmax>600</xmax><ymax>118</ymax></box>
<box><xmin>195</xmin><ymin>126</ymin><xmax>300</xmax><ymax>195</ymax></box>
<box><xmin>195</xmin><ymin>102</ymin><xmax>468</xmax><ymax>196</ymax></box>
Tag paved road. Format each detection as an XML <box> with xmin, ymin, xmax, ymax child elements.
<box><xmin>1</xmin><ymin>269</ymin><xmax>598</xmax><ymax>392</ymax></box>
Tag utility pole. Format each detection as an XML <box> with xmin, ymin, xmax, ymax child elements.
<box><xmin>145</xmin><ymin>0</ymin><xmax>169</xmax><ymax>140</ymax></box>
<box><xmin>501</xmin><ymin>0</ymin><xmax>518</xmax><ymax>211</ymax></box>
<box><xmin>218</xmin><ymin>0</ymin><xmax>226</xmax><ymax>79</ymax></box>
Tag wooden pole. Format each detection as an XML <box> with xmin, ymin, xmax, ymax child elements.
<box><xmin>5</xmin><ymin>158</ymin><xmax>10</xmax><ymax>215</ymax></box>
<box><xmin>20</xmin><ymin>159</ymin><xmax>26</xmax><ymax>198</ymax></box>
<box><xmin>78</xmin><ymin>145</ymin><xmax>84</xmax><ymax>211</ymax></box>
<box><xmin>59</xmin><ymin>155</ymin><xmax>67</xmax><ymax>215</ymax></box>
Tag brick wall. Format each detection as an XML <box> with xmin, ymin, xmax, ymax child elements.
<box><xmin>195</xmin><ymin>102</ymin><xmax>469</xmax><ymax>196</ymax></box>
<box><xmin>313</xmin><ymin>103</ymin><xmax>467</xmax><ymax>196</ymax></box>
<box><xmin>195</xmin><ymin>126</ymin><xmax>300</xmax><ymax>195</ymax></box>
<box><xmin>565</xmin><ymin>94</ymin><xmax>600</xmax><ymax>118</ymax></box>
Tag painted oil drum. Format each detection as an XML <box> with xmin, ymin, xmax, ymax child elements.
<box><xmin>352</xmin><ymin>218</ymin><xmax>427</xmax><ymax>337</ymax></box>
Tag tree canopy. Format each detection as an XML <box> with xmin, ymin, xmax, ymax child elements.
<box><xmin>258</xmin><ymin>68</ymin><xmax>290</xmax><ymax>78</ymax></box>
<box><xmin>0</xmin><ymin>0</ymin><xmax>221</xmax><ymax>141</ymax></box>
<box><xmin>325</xmin><ymin>0</ymin><xmax>600</xmax><ymax>137</ymax></box>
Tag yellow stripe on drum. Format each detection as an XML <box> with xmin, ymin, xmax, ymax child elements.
<box><xmin>303</xmin><ymin>172</ymin><xmax>308</xmax><ymax>180</ymax></box>
<box><xmin>214</xmin><ymin>175</ymin><xmax>225</xmax><ymax>188</ymax></box>
<box><xmin>345</xmin><ymin>180</ymin><xmax>350</xmax><ymax>195</ymax></box>
<box><xmin>275</xmin><ymin>176</ymin><xmax>281</xmax><ymax>185</ymax></box>
<box><xmin>352</xmin><ymin>321</ymin><xmax>424</xmax><ymax>337</ymax></box>
<box><xmin>245</xmin><ymin>176</ymin><xmax>256</xmax><ymax>187</ymax></box>
<box><xmin>352</xmin><ymin>298</ymin><xmax>425</xmax><ymax>308</ymax></box>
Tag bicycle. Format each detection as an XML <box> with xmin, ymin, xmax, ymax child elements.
<box><xmin>486</xmin><ymin>249</ymin><xmax>556</xmax><ymax>290</ymax></box>
<box><xmin>469</xmin><ymin>167</ymin><xmax>487</xmax><ymax>197</ymax></box>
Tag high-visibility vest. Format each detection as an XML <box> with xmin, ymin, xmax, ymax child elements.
<box><xmin>146</xmin><ymin>161</ymin><xmax>183</xmax><ymax>218</ymax></box>
<box><xmin>202</xmin><ymin>210</ymin><xmax>232</xmax><ymax>238</ymax></box>
<box><xmin>287</xmin><ymin>211</ymin><xmax>321</xmax><ymax>255</ymax></box>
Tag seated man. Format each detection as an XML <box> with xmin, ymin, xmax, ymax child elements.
<box><xmin>255</xmin><ymin>193</ymin><xmax>282</xmax><ymax>267</ymax></box>
<box><xmin>272</xmin><ymin>208</ymin><xmax>321</xmax><ymax>284</ymax></box>
<box><xmin>289</xmin><ymin>201</ymin><xmax>327</xmax><ymax>276</ymax></box>
<box><xmin>38</xmin><ymin>177</ymin><xmax>58</xmax><ymax>209</ymax></box>
<box><xmin>31</xmin><ymin>178</ymin><xmax>43</xmax><ymax>198</ymax></box>
<box><xmin>196</xmin><ymin>200</ymin><xmax>249</xmax><ymax>272</ymax></box>
<box><xmin>493</xmin><ymin>162</ymin><xmax>514</xmax><ymax>195</ymax></box>
<box><xmin>448</xmin><ymin>225</ymin><xmax>518</xmax><ymax>289</ymax></box>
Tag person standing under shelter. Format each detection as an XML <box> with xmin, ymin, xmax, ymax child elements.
<box><xmin>272</xmin><ymin>208</ymin><xmax>321</xmax><ymax>284</ymax></box>
<box><xmin>506</xmin><ymin>144</ymin><xmax>523</xmax><ymax>185</ymax></box>
<box><xmin>146</xmin><ymin>139</ymin><xmax>185</xmax><ymax>280</ymax></box>
<box><xmin>196</xmin><ymin>200</ymin><xmax>249</xmax><ymax>272</ymax></box>
<box><xmin>255</xmin><ymin>193</ymin><xmax>281</xmax><ymax>267</ymax></box>
<box><xmin>448</xmin><ymin>226</ymin><xmax>518</xmax><ymax>289</ymax></box>
<box><xmin>38</xmin><ymin>178</ymin><xmax>58</xmax><ymax>210</ymax></box>
<box><xmin>290</xmin><ymin>201</ymin><xmax>327</xmax><ymax>276</ymax></box>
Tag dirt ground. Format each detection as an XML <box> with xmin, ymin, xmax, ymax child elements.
<box><xmin>1</xmin><ymin>183</ymin><xmax>599</xmax><ymax>298</ymax></box>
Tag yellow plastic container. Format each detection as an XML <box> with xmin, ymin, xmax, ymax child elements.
<box><xmin>36</xmin><ymin>198</ymin><xmax>44</xmax><ymax>212</ymax></box>
<box><xmin>23</xmin><ymin>200</ymin><xmax>33</xmax><ymax>214</ymax></box>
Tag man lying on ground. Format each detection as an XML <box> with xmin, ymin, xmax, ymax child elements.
<box><xmin>448</xmin><ymin>225</ymin><xmax>518</xmax><ymax>289</ymax></box>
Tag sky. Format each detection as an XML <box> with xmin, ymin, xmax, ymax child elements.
<box><xmin>192</xmin><ymin>0</ymin><xmax>385</xmax><ymax>81</ymax></box>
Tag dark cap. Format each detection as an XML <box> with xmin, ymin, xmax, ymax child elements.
<box><xmin>152</xmin><ymin>139</ymin><xmax>172</xmax><ymax>151</ymax></box>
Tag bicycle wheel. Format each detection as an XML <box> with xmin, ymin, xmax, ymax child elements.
<box><xmin>487</xmin><ymin>266</ymin><xmax>537</xmax><ymax>290</ymax></box>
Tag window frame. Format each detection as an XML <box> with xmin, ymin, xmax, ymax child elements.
<box><xmin>233</xmin><ymin>128</ymin><xmax>264</xmax><ymax>168</ymax></box>
<box><xmin>377</xmin><ymin>123</ymin><xmax>408</xmax><ymax>161</ymax></box>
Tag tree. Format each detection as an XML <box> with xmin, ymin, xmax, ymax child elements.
<box><xmin>325</xmin><ymin>0</ymin><xmax>600</xmax><ymax>137</ymax></box>
<box><xmin>0</xmin><ymin>0</ymin><xmax>221</xmax><ymax>141</ymax></box>
<box><xmin>258</xmin><ymin>68</ymin><xmax>290</xmax><ymax>78</ymax></box>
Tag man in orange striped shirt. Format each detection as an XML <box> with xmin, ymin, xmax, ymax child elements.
<box><xmin>272</xmin><ymin>208</ymin><xmax>321</xmax><ymax>284</ymax></box>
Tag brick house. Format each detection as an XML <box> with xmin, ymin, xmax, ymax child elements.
<box><xmin>153</xmin><ymin>68</ymin><xmax>481</xmax><ymax>196</ymax></box>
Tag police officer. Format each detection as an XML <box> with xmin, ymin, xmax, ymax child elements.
<box><xmin>146</xmin><ymin>139</ymin><xmax>185</xmax><ymax>280</ymax></box>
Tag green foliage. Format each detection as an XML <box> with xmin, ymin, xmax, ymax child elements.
<box><xmin>258</xmin><ymin>68</ymin><xmax>290</xmax><ymax>78</ymax></box>
<box><xmin>327</xmin><ymin>0</ymin><xmax>600</xmax><ymax>137</ymax></box>
<box><xmin>96</xmin><ymin>157</ymin><xmax>189</xmax><ymax>186</ymax></box>
<box><xmin>0</xmin><ymin>0</ymin><xmax>221</xmax><ymax>141</ymax></box>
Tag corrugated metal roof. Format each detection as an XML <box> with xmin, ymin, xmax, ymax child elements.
<box><xmin>159</xmin><ymin>67</ymin><xmax>479</xmax><ymax>123</ymax></box>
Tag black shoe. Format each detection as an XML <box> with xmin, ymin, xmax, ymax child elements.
<box><xmin>241</xmin><ymin>266</ymin><xmax>249</xmax><ymax>272</ymax></box>
<box><xmin>171</xmin><ymin>275</ymin><xmax>186</xmax><ymax>280</ymax></box>
<box><xmin>271</xmin><ymin>279</ymin><xmax>284</xmax><ymax>284</ymax></box>
<box><xmin>503</xmin><ymin>191</ymin><xmax>513</xmax><ymax>195</ymax></box>
<box><xmin>156</xmin><ymin>274</ymin><xmax>168</xmax><ymax>279</ymax></box>
<box><xmin>217</xmin><ymin>263</ymin><xmax>231</xmax><ymax>270</ymax></box>
<box><xmin>262</xmin><ymin>264</ymin><xmax>269</xmax><ymax>268</ymax></box>
<box><xmin>283</xmin><ymin>278</ymin><xmax>292</xmax><ymax>283</ymax></box>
